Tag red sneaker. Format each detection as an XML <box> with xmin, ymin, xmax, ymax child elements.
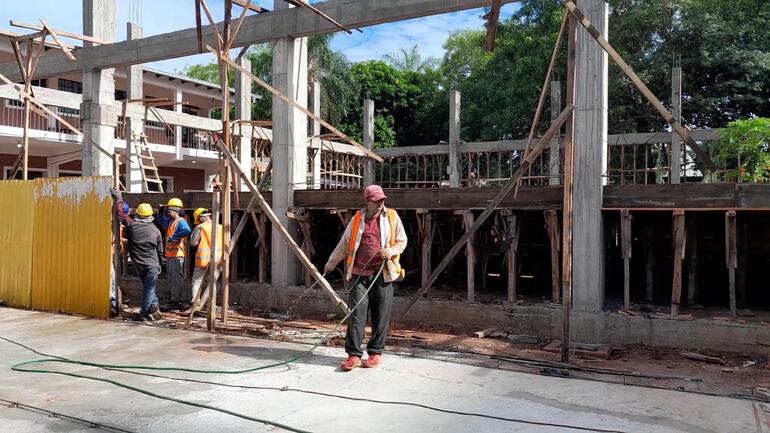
<box><xmin>340</xmin><ymin>355</ymin><xmax>361</xmax><ymax>371</ymax></box>
<box><xmin>363</xmin><ymin>354</ymin><xmax>381</xmax><ymax>368</ymax></box>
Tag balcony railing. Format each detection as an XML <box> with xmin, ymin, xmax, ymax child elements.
<box><xmin>0</xmin><ymin>98</ymin><xmax>81</xmax><ymax>134</ymax></box>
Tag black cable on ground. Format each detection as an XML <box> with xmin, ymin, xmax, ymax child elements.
<box><xmin>0</xmin><ymin>398</ymin><xmax>135</xmax><ymax>433</ymax></box>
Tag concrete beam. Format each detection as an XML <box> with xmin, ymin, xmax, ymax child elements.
<box><xmin>0</xmin><ymin>0</ymin><xmax>519</xmax><ymax>81</ymax></box>
<box><xmin>572</xmin><ymin>0</ymin><xmax>608</xmax><ymax>312</ymax></box>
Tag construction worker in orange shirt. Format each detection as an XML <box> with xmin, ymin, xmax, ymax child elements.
<box><xmin>163</xmin><ymin>198</ymin><xmax>191</xmax><ymax>309</ymax></box>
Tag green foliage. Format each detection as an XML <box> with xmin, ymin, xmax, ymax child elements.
<box><xmin>712</xmin><ymin>118</ymin><xmax>770</xmax><ymax>182</ymax></box>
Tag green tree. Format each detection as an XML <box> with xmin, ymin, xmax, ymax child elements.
<box><xmin>712</xmin><ymin>118</ymin><xmax>770</xmax><ymax>182</ymax></box>
<box><xmin>383</xmin><ymin>45</ymin><xmax>438</xmax><ymax>73</ymax></box>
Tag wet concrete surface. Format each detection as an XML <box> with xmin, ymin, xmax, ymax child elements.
<box><xmin>0</xmin><ymin>308</ymin><xmax>762</xmax><ymax>433</ymax></box>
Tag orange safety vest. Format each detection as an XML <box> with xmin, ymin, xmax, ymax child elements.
<box><xmin>346</xmin><ymin>208</ymin><xmax>404</xmax><ymax>278</ymax></box>
<box><xmin>195</xmin><ymin>222</ymin><xmax>223</xmax><ymax>269</ymax></box>
<box><xmin>165</xmin><ymin>219</ymin><xmax>187</xmax><ymax>258</ymax></box>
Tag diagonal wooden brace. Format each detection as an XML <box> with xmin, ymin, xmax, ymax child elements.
<box><xmin>216</xmin><ymin>139</ymin><xmax>351</xmax><ymax>316</ymax></box>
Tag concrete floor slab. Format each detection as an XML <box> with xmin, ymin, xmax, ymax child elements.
<box><xmin>0</xmin><ymin>308</ymin><xmax>760</xmax><ymax>433</ymax></box>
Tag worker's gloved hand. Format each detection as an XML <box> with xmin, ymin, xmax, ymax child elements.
<box><xmin>109</xmin><ymin>187</ymin><xmax>121</xmax><ymax>200</ymax></box>
<box><xmin>323</xmin><ymin>262</ymin><xmax>336</xmax><ymax>275</ymax></box>
<box><xmin>379</xmin><ymin>249</ymin><xmax>389</xmax><ymax>260</ymax></box>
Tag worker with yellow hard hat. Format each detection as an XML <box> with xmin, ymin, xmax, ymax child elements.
<box><xmin>187</xmin><ymin>207</ymin><xmax>223</xmax><ymax>312</ymax></box>
<box><xmin>160</xmin><ymin>197</ymin><xmax>191</xmax><ymax>310</ymax></box>
<box><xmin>111</xmin><ymin>188</ymin><xmax>164</xmax><ymax>322</ymax></box>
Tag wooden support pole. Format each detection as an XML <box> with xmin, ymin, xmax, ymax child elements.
<box><xmin>671</xmin><ymin>209</ymin><xmax>686</xmax><ymax>317</ymax></box>
<box><xmin>644</xmin><ymin>224</ymin><xmax>655</xmax><ymax>301</ymax></box>
<box><xmin>502</xmin><ymin>210</ymin><xmax>519</xmax><ymax>303</ymax></box>
<box><xmin>207</xmin><ymin>189</ymin><xmax>220</xmax><ymax>331</ymax></box>
<box><xmin>256</xmin><ymin>212</ymin><xmax>268</xmax><ymax>283</ymax></box>
<box><xmin>671</xmin><ymin>66</ymin><xmax>682</xmax><ymax>184</ymax></box>
<box><xmin>459</xmin><ymin>210</ymin><xmax>476</xmax><ymax>302</ymax></box>
<box><xmin>217</xmin><ymin>140</ymin><xmax>350</xmax><ymax>315</ymax></box>
<box><xmin>483</xmin><ymin>0</ymin><xmax>503</xmax><ymax>51</ymax></box>
<box><xmin>565</xmin><ymin>0</ymin><xmax>717</xmax><ymax>172</ymax></box>
<box><xmin>397</xmin><ymin>104</ymin><xmax>575</xmax><ymax>322</ymax></box>
<box><xmin>417</xmin><ymin>209</ymin><xmax>434</xmax><ymax>291</ymax></box>
<box><xmin>620</xmin><ymin>209</ymin><xmax>632</xmax><ymax>310</ymax></box>
<box><xmin>544</xmin><ymin>209</ymin><xmax>561</xmax><ymax>303</ymax></box>
<box><xmin>560</xmin><ymin>11</ymin><xmax>577</xmax><ymax>364</ymax></box>
<box><xmin>725</xmin><ymin>210</ymin><xmax>737</xmax><ymax>317</ymax></box>
<box><xmin>686</xmin><ymin>219</ymin><xmax>698</xmax><ymax>305</ymax></box>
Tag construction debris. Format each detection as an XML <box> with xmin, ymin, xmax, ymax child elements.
<box><xmin>679</xmin><ymin>351</ymin><xmax>725</xmax><ymax>365</ymax></box>
<box><xmin>473</xmin><ymin>328</ymin><xmax>496</xmax><ymax>338</ymax></box>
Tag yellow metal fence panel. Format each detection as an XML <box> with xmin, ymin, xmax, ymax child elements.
<box><xmin>31</xmin><ymin>177</ymin><xmax>112</xmax><ymax>318</ymax></box>
<box><xmin>0</xmin><ymin>181</ymin><xmax>34</xmax><ymax>308</ymax></box>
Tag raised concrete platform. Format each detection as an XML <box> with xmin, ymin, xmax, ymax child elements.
<box><xmin>120</xmin><ymin>277</ymin><xmax>770</xmax><ymax>354</ymax></box>
<box><xmin>0</xmin><ymin>308</ymin><xmax>759</xmax><ymax>433</ymax></box>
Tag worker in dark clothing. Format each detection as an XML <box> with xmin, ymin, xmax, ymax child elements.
<box><xmin>112</xmin><ymin>189</ymin><xmax>164</xmax><ymax>321</ymax></box>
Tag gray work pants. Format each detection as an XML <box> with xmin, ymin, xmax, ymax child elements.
<box><xmin>344</xmin><ymin>273</ymin><xmax>394</xmax><ymax>357</ymax></box>
<box><xmin>167</xmin><ymin>257</ymin><xmax>186</xmax><ymax>302</ymax></box>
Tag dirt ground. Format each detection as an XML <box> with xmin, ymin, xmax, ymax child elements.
<box><xmin>116</xmin><ymin>302</ymin><xmax>770</xmax><ymax>406</ymax></box>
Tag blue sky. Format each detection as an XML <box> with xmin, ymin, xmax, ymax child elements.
<box><xmin>2</xmin><ymin>1</ymin><xmax>518</xmax><ymax>73</ymax></box>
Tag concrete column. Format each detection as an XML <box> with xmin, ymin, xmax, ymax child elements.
<box><xmin>448</xmin><ymin>90</ymin><xmax>461</xmax><ymax>187</ymax></box>
<box><xmin>549</xmin><ymin>80</ymin><xmax>562</xmax><ymax>186</ymax></box>
<box><xmin>271</xmin><ymin>0</ymin><xmax>308</xmax><ymax>287</ymax></box>
<box><xmin>671</xmin><ymin>67</ymin><xmax>682</xmax><ymax>184</ymax></box>
<box><xmin>174</xmin><ymin>88</ymin><xmax>183</xmax><ymax>161</ymax></box>
<box><xmin>81</xmin><ymin>0</ymin><xmax>117</xmax><ymax>177</ymax></box>
<box><xmin>235</xmin><ymin>56</ymin><xmax>253</xmax><ymax>191</ymax></box>
<box><xmin>363</xmin><ymin>99</ymin><xmax>375</xmax><ymax>186</ymax></box>
<box><xmin>310</xmin><ymin>81</ymin><xmax>322</xmax><ymax>189</ymax></box>
<box><xmin>125</xmin><ymin>22</ymin><xmax>143</xmax><ymax>193</ymax></box>
<box><xmin>572</xmin><ymin>0</ymin><xmax>608</xmax><ymax>312</ymax></box>
<box><xmin>46</xmin><ymin>161</ymin><xmax>60</xmax><ymax>178</ymax></box>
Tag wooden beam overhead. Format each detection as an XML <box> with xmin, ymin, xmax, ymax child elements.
<box><xmin>483</xmin><ymin>0</ymin><xmax>503</xmax><ymax>51</ymax></box>
<box><xmin>233</xmin><ymin>0</ymin><xmax>270</xmax><ymax>13</ymax></box>
<box><xmin>10</xmin><ymin>20</ymin><xmax>107</xmax><ymax>44</ymax></box>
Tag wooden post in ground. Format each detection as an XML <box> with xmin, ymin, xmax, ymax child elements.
<box><xmin>671</xmin><ymin>209</ymin><xmax>686</xmax><ymax>317</ymax></box>
<box><xmin>620</xmin><ymin>209</ymin><xmax>632</xmax><ymax>310</ymax></box>
<box><xmin>457</xmin><ymin>210</ymin><xmax>476</xmax><ymax>302</ymax></box>
<box><xmin>502</xmin><ymin>210</ymin><xmax>519</xmax><ymax>303</ymax></box>
<box><xmin>544</xmin><ymin>209</ymin><xmax>560</xmax><ymax>303</ymax></box>
<box><xmin>725</xmin><ymin>210</ymin><xmax>737</xmax><ymax>317</ymax></box>
<box><xmin>643</xmin><ymin>224</ymin><xmax>655</xmax><ymax>301</ymax></box>
<box><xmin>560</xmin><ymin>9</ymin><xmax>577</xmax><ymax>363</ymax></box>
<box><xmin>416</xmin><ymin>209</ymin><xmax>434</xmax><ymax>294</ymax></box>
<box><xmin>207</xmin><ymin>188</ymin><xmax>220</xmax><ymax>331</ymax></box>
<box><xmin>292</xmin><ymin>209</ymin><xmax>315</xmax><ymax>286</ymax></box>
<box><xmin>686</xmin><ymin>219</ymin><xmax>698</xmax><ymax>305</ymax></box>
<box><xmin>257</xmin><ymin>213</ymin><xmax>268</xmax><ymax>283</ymax></box>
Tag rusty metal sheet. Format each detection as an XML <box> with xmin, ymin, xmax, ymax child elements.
<box><xmin>30</xmin><ymin>177</ymin><xmax>112</xmax><ymax>318</ymax></box>
<box><xmin>0</xmin><ymin>181</ymin><xmax>34</xmax><ymax>308</ymax></box>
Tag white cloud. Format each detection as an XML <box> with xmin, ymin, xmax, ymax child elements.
<box><xmin>1</xmin><ymin>1</ymin><xmax>518</xmax><ymax>72</ymax></box>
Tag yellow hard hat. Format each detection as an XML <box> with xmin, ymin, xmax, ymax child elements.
<box><xmin>193</xmin><ymin>207</ymin><xmax>209</xmax><ymax>224</ymax></box>
<box><xmin>136</xmin><ymin>203</ymin><xmax>153</xmax><ymax>217</ymax></box>
<box><xmin>166</xmin><ymin>198</ymin><xmax>183</xmax><ymax>208</ymax></box>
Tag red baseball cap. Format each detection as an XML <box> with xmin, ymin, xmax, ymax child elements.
<box><xmin>364</xmin><ymin>185</ymin><xmax>387</xmax><ymax>202</ymax></box>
